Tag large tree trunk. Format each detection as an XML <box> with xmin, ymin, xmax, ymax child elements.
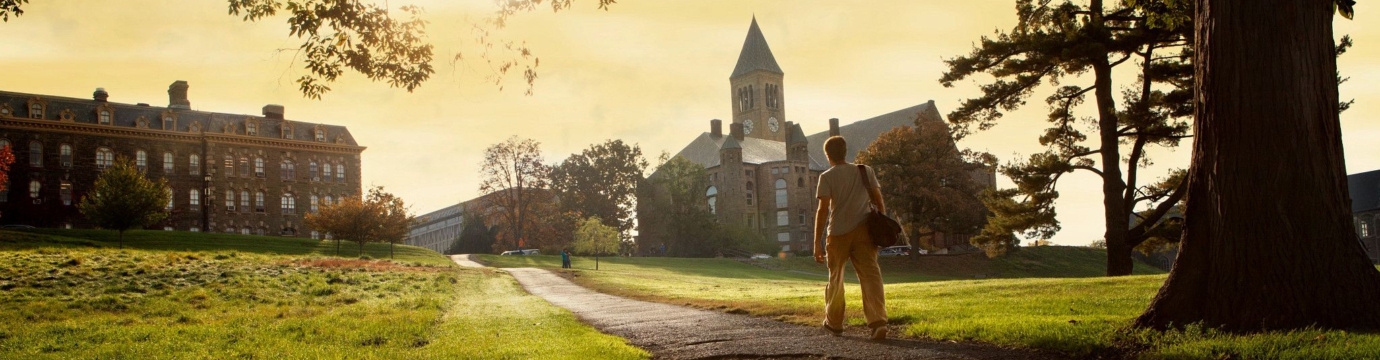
<box><xmin>1135</xmin><ymin>0</ymin><xmax>1380</xmax><ymax>330</ymax></box>
<box><xmin>1089</xmin><ymin>0</ymin><xmax>1134</xmax><ymax>277</ymax></box>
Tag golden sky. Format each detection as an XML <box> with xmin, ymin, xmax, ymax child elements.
<box><xmin>3</xmin><ymin>1</ymin><xmax>1377</xmax><ymax>246</ymax></box>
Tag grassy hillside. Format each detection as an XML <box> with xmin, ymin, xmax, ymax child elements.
<box><xmin>0</xmin><ymin>230</ymin><xmax>647</xmax><ymax>359</ymax></box>
<box><xmin>480</xmin><ymin>249</ymin><xmax>1380</xmax><ymax>359</ymax></box>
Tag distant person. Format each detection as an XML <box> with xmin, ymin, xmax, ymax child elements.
<box><xmin>813</xmin><ymin>135</ymin><xmax>888</xmax><ymax>340</ymax></box>
<box><xmin>561</xmin><ymin>249</ymin><xmax>572</xmax><ymax>269</ymax></box>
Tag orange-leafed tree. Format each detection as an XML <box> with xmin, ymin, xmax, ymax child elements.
<box><xmin>304</xmin><ymin>186</ymin><xmax>414</xmax><ymax>258</ymax></box>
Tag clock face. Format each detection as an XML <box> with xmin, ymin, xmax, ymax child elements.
<box><xmin>768</xmin><ymin>117</ymin><xmax>780</xmax><ymax>133</ymax></box>
<box><xmin>743</xmin><ymin>119</ymin><xmax>754</xmax><ymax>134</ymax></box>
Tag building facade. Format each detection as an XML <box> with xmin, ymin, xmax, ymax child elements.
<box><xmin>1350</xmin><ymin>169</ymin><xmax>1380</xmax><ymax>263</ymax></box>
<box><xmin>643</xmin><ymin>18</ymin><xmax>995</xmax><ymax>254</ymax></box>
<box><xmin>0</xmin><ymin>81</ymin><xmax>363</xmax><ymax>236</ymax></box>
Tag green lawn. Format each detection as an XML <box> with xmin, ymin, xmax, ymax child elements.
<box><xmin>480</xmin><ymin>249</ymin><xmax>1380</xmax><ymax>359</ymax></box>
<box><xmin>0</xmin><ymin>230</ymin><xmax>647</xmax><ymax>359</ymax></box>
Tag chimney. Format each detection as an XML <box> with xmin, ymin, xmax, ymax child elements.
<box><xmin>711</xmin><ymin>119</ymin><xmax>723</xmax><ymax>137</ymax></box>
<box><xmin>168</xmin><ymin>81</ymin><xmax>190</xmax><ymax>109</ymax></box>
<box><xmin>93</xmin><ymin>88</ymin><xmax>109</xmax><ymax>102</ymax></box>
<box><xmin>263</xmin><ymin>104</ymin><xmax>285</xmax><ymax>119</ymax></box>
<box><xmin>730</xmin><ymin>123</ymin><xmax>745</xmax><ymax>141</ymax></box>
<box><xmin>828</xmin><ymin>118</ymin><xmax>840</xmax><ymax>137</ymax></box>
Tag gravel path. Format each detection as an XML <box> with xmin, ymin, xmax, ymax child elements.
<box><xmin>453</xmin><ymin>255</ymin><xmax>1050</xmax><ymax>360</ymax></box>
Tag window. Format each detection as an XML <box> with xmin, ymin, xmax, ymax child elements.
<box><xmin>311</xmin><ymin>194</ymin><xmax>319</xmax><ymax>212</ymax></box>
<box><xmin>746</xmin><ymin>214</ymin><xmax>756</xmax><ymax>229</ymax></box>
<box><xmin>336</xmin><ymin>164</ymin><xmax>344</xmax><ymax>181</ymax></box>
<box><xmin>798</xmin><ymin>210</ymin><xmax>806</xmax><ymax>225</ymax></box>
<box><xmin>239</xmin><ymin>157</ymin><xmax>249</xmax><ymax>177</ymax></box>
<box><xmin>798</xmin><ymin>177</ymin><xmax>805</xmax><ymax>188</ymax></box>
<box><xmin>706</xmin><ymin>186</ymin><xmax>717</xmax><ymax>214</ymax></box>
<box><xmin>746</xmin><ymin>181</ymin><xmax>754</xmax><ymax>205</ymax></box>
<box><xmin>189</xmin><ymin>189</ymin><xmax>200</xmax><ymax>207</ymax></box>
<box><xmin>29</xmin><ymin>103</ymin><xmax>43</xmax><ymax>119</ymax></box>
<box><xmin>60</xmin><ymin>182</ymin><xmax>71</xmax><ymax>205</ymax></box>
<box><xmin>136</xmin><ymin>150</ymin><xmax>147</xmax><ymax>172</ymax></box>
<box><xmin>163</xmin><ymin>152</ymin><xmax>174</xmax><ymax>173</ymax></box>
<box><xmin>315</xmin><ymin>129</ymin><xmax>326</xmax><ymax>142</ymax></box>
<box><xmin>28</xmin><ymin>141</ymin><xmax>42</xmax><ymax>167</ymax></box>
<box><xmin>282</xmin><ymin>122</ymin><xmax>294</xmax><ymax>139</ymax></box>
<box><xmin>240</xmin><ymin>190</ymin><xmax>250</xmax><ymax>211</ymax></box>
<box><xmin>246</xmin><ymin>121</ymin><xmax>257</xmax><ymax>136</ymax></box>
<box><xmin>309</xmin><ymin>162</ymin><xmax>319</xmax><ymax>180</ymax></box>
<box><xmin>775</xmin><ymin>179</ymin><xmax>788</xmax><ymax>208</ymax></box>
<box><xmin>771</xmin><ymin>167</ymin><xmax>779</xmax><ymax>175</ymax></box>
<box><xmin>281</xmin><ymin>160</ymin><xmax>295</xmax><ymax>181</ymax></box>
<box><xmin>1364</xmin><ymin>221</ymin><xmax>1372</xmax><ymax>238</ymax></box>
<box><xmin>255</xmin><ymin>191</ymin><xmax>265</xmax><ymax>212</ymax></box>
<box><xmin>99</xmin><ymin>110</ymin><xmax>112</xmax><ymax>125</ymax></box>
<box><xmin>777</xmin><ymin>210</ymin><xmax>789</xmax><ymax>227</ymax></box>
<box><xmin>242</xmin><ymin>227</ymin><xmax>251</xmax><ymax>235</ymax></box>
<box><xmin>224</xmin><ymin>155</ymin><xmax>234</xmax><ymax>177</ymax></box>
<box><xmin>0</xmin><ymin>106</ymin><xmax>9</xmax><ymax>116</ymax></box>
<box><xmin>60</xmin><ymin>144</ymin><xmax>72</xmax><ymax>168</ymax></box>
<box><xmin>190</xmin><ymin>227</ymin><xmax>200</xmax><ymax>233</ymax></box>
<box><xmin>311</xmin><ymin>231</ymin><xmax>320</xmax><ymax>240</ymax></box>
<box><xmin>777</xmin><ymin>232</ymin><xmax>790</xmax><ymax>242</ymax></box>
<box><xmin>165</xmin><ymin>188</ymin><xmax>174</xmax><ymax>210</ymax></box>
<box><xmin>163</xmin><ymin>116</ymin><xmax>175</xmax><ymax>130</ymax></box>
<box><xmin>164</xmin><ymin>226</ymin><xmax>174</xmax><ymax>231</ymax></box>
<box><xmin>323</xmin><ymin>163</ymin><xmax>332</xmax><ymax>182</ymax></box>
<box><xmin>226</xmin><ymin>190</ymin><xmax>236</xmax><ymax>211</ymax></box>
<box><xmin>282</xmin><ymin>194</ymin><xmax>296</xmax><ymax>214</ymax></box>
<box><xmin>254</xmin><ymin>157</ymin><xmax>264</xmax><ymax>177</ymax></box>
<box><xmin>324</xmin><ymin>195</ymin><xmax>334</xmax><ymax>206</ymax></box>
<box><xmin>96</xmin><ymin>148</ymin><xmax>114</xmax><ymax>169</ymax></box>
<box><xmin>189</xmin><ymin>155</ymin><xmax>200</xmax><ymax>175</ymax></box>
<box><xmin>29</xmin><ymin>180</ymin><xmax>40</xmax><ymax>198</ymax></box>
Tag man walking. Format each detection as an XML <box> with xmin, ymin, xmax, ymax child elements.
<box><xmin>813</xmin><ymin>135</ymin><xmax>888</xmax><ymax>340</ymax></box>
<box><xmin>561</xmin><ymin>249</ymin><xmax>572</xmax><ymax>269</ymax></box>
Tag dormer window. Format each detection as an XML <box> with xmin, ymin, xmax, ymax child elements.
<box><xmin>163</xmin><ymin>116</ymin><xmax>174</xmax><ymax>129</ymax></box>
<box><xmin>281</xmin><ymin>121</ymin><xmax>294</xmax><ymax>139</ymax></box>
<box><xmin>0</xmin><ymin>104</ymin><xmax>12</xmax><ymax>116</ymax></box>
<box><xmin>245</xmin><ymin>120</ymin><xmax>258</xmax><ymax>136</ymax></box>
<box><xmin>314</xmin><ymin>128</ymin><xmax>326</xmax><ymax>142</ymax></box>
<box><xmin>26</xmin><ymin>98</ymin><xmax>45</xmax><ymax>119</ymax></box>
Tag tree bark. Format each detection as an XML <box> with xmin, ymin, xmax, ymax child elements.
<box><xmin>1089</xmin><ymin>0</ymin><xmax>1134</xmax><ymax>276</ymax></box>
<box><xmin>1135</xmin><ymin>0</ymin><xmax>1380</xmax><ymax>331</ymax></box>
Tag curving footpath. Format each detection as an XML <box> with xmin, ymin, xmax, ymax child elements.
<box><xmin>450</xmin><ymin>255</ymin><xmax>1049</xmax><ymax>360</ymax></box>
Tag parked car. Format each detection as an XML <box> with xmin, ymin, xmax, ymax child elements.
<box><xmin>879</xmin><ymin>245</ymin><xmax>912</xmax><ymax>257</ymax></box>
<box><xmin>750</xmin><ymin>254</ymin><xmax>771</xmax><ymax>260</ymax></box>
<box><xmin>500</xmin><ymin>249</ymin><xmax>541</xmax><ymax>256</ymax></box>
<box><xmin>0</xmin><ymin>224</ymin><xmax>35</xmax><ymax>229</ymax></box>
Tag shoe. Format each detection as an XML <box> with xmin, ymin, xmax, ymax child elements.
<box><xmin>871</xmin><ymin>326</ymin><xmax>888</xmax><ymax>340</ymax></box>
<box><xmin>821</xmin><ymin>323</ymin><xmax>843</xmax><ymax>337</ymax></box>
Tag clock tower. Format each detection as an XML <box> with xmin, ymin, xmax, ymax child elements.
<box><xmin>729</xmin><ymin>17</ymin><xmax>786</xmax><ymax>142</ymax></box>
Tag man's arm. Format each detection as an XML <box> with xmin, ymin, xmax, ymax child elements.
<box><xmin>866</xmin><ymin>187</ymin><xmax>886</xmax><ymax>215</ymax></box>
<box><xmin>813</xmin><ymin>196</ymin><xmax>831</xmax><ymax>264</ymax></box>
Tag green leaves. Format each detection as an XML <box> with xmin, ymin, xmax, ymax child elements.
<box><xmin>78</xmin><ymin>157</ymin><xmax>171</xmax><ymax>234</ymax></box>
<box><xmin>1336</xmin><ymin>0</ymin><xmax>1357</xmax><ymax>20</ymax></box>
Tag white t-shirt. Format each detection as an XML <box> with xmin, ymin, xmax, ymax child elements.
<box><xmin>815</xmin><ymin>163</ymin><xmax>879</xmax><ymax>237</ymax></box>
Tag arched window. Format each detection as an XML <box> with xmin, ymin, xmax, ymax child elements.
<box><xmin>309</xmin><ymin>161</ymin><xmax>319</xmax><ymax>180</ymax></box>
<box><xmin>255</xmin><ymin>191</ymin><xmax>265</xmax><ymax>212</ymax></box>
<box><xmin>281</xmin><ymin>160</ymin><xmax>295</xmax><ymax>180</ymax></box>
<box><xmin>282</xmin><ymin>193</ymin><xmax>296</xmax><ymax>214</ymax></box>
<box><xmin>96</xmin><ymin>148</ymin><xmax>114</xmax><ymax>169</ymax></box>
<box><xmin>135</xmin><ymin>150</ymin><xmax>147</xmax><ymax>171</ymax></box>
<box><xmin>225</xmin><ymin>189</ymin><xmax>235</xmax><ymax>211</ymax></box>
<box><xmin>99</xmin><ymin>110</ymin><xmax>112</xmax><ymax>125</ymax></box>
<box><xmin>165</xmin><ymin>188</ymin><xmax>174</xmax><ymax>209</ymax></box>
<box><xmin>323</xmin><ymin>163</ymin><xmax>333</xmax><ymax>182</ymax></box>
<box><xmin>189</xmin><ymin>155</ymin><xmax>200</xmax><ymax>175</ymax></box>
<box><xmin>60</xmin><ymin>144</ymin><xmax>72</xmax><ymax>168</ymax></box>
<box><xmin>162</xmin><ymin>115</ymin><xmax>174</xmax><ymax>130</ymax></box>
<box><xmin>28</xmin><ymin>103</ymin><xmax>43</xmax><ymax>119</ymax></box>
<box><xmin>28</xmin><ymin>180</ymin><xmax>40</xmax><ymax>198</ymax></box>
<box><xmin>163</xmin><ymin>152</ymin><xmax>175</xmax><ymax>173</ymax></box>
<box><xmin>324</xmin><ymin>195</ymin><xmax>334</xmax><ymax>206</ymax></box>
<box><xmin>315</xmin><ymin>129</ymin><xmax>326</xmax><ymax>142</ymax></box>
<box><xmin>311</xmin><ymin>194</ymin><xmax>319</xmax><ymax>212</ymax></box>
<box><xmin>240</xmin><ymin>190</ymin><xmax>250</xmax><ymax>211</ymax></box>
<box><xmin>60</xmin><ymin>182</ymin><xmax>71</xmax><ymax>205</ymax></box>
<box><xmin>239</xmin><ymin>157</ymin><xmax>249</xmax><ymax>177</ymax></box>
<box><xmin>28</xmin><ymin>141</ymin><xmax>42</xmax><ymax>167</ymax></box>
<box><xmin>253</xmin><ymin>157</ymin><xmax>264</xmax><ymax>177</ymax></box>
<box><xmin>189</xmin><ymin>189</ymin><xmax>201</xmax><ymax>207</ymax></box>
<box><xmin>706</xmin><ymin>186</ymin><xmax>718</xmax><ymax>214</ymax></box>
<box><xmin>775</xmin><ymin>179</ymin><xmax>788</xmax><ymax>208</ymax></box>
<box><xmin>224</xmin><ymin>155</ymin><xmax>234</xmax><ymax>178</ymax></box>
<box><xmin>336</xmin><ymin>164</ymin><xmax>344</xmax><ymax>181</ymax></box>
<box><xmin>241</xmin><ymin>227</ymin><xmax>251</xmax><ymax>235</ymax></box>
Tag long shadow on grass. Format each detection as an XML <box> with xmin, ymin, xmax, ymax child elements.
<box><xmin>1</xmin><ymin>229</ymin><xmax>448</xmax><ymax>265</ymax></box>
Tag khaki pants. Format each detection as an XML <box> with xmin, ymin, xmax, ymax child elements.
<box><xmin>824</xmin><ymin>225</ymin><xmax>887</xmax><ymax>331</ymax></box>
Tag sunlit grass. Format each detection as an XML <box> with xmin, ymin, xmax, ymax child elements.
<box><xmin>0</xmin><ymin>231</ymin><xmax>647</xmax><ymax>359</ymax></box>
<box><xmin>480</xmin><ymin>250</ymin><xmax>1380</xmax><ymax>359</ymax></box>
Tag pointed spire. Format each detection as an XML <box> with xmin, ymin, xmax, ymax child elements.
<box><xmin>731</xmin><ymin>17</ymin><xmax>783</xmax><ymax>78</ymax></box>
<box><xmin>789</xmin><ymin>123</ymin><xmax>808</xmax><ymax>144</ymax></box>
<box><xmin>721</xmin><ymin>135</ymin><xmax>742</xmax><ymax>150</ymax></box>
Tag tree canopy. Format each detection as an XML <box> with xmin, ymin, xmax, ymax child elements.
<box><xmin>78</xmin><ymin>156</ymin><xmax>172</xmax><ymax>248</ymax></box>
<box><xmin>550</xmin><ymin>139</ymin><xmax>648</xmax><ymax>241</ymax></box>
<box><xmin>303</xmin><ymin>185</ymin><xmax>415</xmax><ymax>257</ymax></box>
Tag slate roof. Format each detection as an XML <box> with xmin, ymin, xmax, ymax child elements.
<box><xmin>671</xmin><ymin>133</ymin><xmax>795</xmax><ymax>169</ymax></box>
<box><xmin>1350</xmin><ymin>169</ymin><xmax>1380</xmax><ymax>213</ymax></box>
<box><xmin>804</xmin><ymin>101</ymin><xmax>945</xmax><ymax>168</ymax></box>
<box><xmin>730</xmin><ymin>17</ymin><xmax>784</xmax><ymax>78</ymax></box>
<box><xmin>0</xmin><ymin>88</ymin><xmax>359</xmax><ymax>147</ymax></box>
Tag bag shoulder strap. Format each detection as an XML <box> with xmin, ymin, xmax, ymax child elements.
<box><xmin>857</xmin><ymin>164</ymin><xmax>880</xmax><ymax>210</ymax></box>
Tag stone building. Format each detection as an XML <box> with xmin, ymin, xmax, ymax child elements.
<box><xmin>1350</xmin><ymin>169</ymin><xmax>1380</xmax><ymax>263</ymax></box>
<box><xmin>642</xmin><ymin>18</ymin><xmax>994</xmax><ymax>254</ymax></box>
<box><xmin>0</xmin><ymin>81</ymin><xmax>363</xmax><ymax>237</ymax></box>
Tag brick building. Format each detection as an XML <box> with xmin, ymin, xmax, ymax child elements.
<box><xmin>0</xmin><ymin>81</ymin><xmax>363</xmax><ymax>237</ymax></box>
<box><xmin>1350</xmin><ymin>169</ymin><xmax>1380</xmax><ymax>263</ymax></box>
<box><xmin>640</xmin><ymin>18</ymin><xmax>994</xmax><ymax>254</ymax></box>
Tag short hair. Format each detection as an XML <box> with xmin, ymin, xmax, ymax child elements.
<box><xmin>824</xmin><ymin>136</ymin><xmax>847</xmax><ymax>163</ymax></box>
